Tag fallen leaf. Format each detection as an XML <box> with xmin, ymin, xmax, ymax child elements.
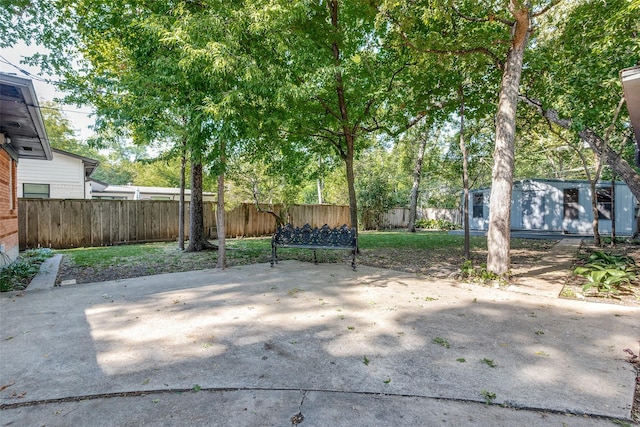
<box><xmin>0</xmin><ymin>381</ymin><xmax>15</xmax><ymax>392</ymax></box>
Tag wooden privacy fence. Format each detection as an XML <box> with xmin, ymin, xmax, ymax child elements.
<box><xmin>419</xmin><ymin>208</ymin><xmax>461</xmax><ymax>225</ymax></box>
<box><xmin>224</xmin><ymin>203</ymin><xmax>350</xmax><ymax>238</ymax></box>
<box><xmin>363</xmin><ymin>207</ymin><xmax>461</xmax><ymax>230</ymax></box>
<box><xmin>18</xmin><ymin>199</ymin><xmax>350</xmax><ymax>249</ymax></box>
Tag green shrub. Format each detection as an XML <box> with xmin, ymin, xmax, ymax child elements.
<box><xmin>23</xmin><ymin>248</ymin><xmax>53</xmax><ymax>262</ymax></box>
<box><xmin>0</xmin><ymin>248</ymin><xmax>53</xmax><ymax>292</ymax></box>
<box><xmin>459</xmin><ymin>260</ymin><xmax>503</xmax><ymax>283</ymax></box>
<box><xmin>573</xmin><ymin>251</ymin><xmax>638</xmax><ymax>294</ymax></box>
<box><xmin>414</xmin><ymin>218</ymin><xmax>459</xmax><ymax>231</ymax></box>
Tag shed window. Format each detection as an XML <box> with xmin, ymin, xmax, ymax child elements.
<box><xmin>596</xmin><ymin>187</ymin><xmax>612</xmax><ymax>220</ymax></box>
<box><xmin>472</xmin><ymin>193</ymin><xmax>484</xmax><ymax>218</ymax></box>
<box><xmin>23</xmin><ymin>183</ymin><xmax>49</xmax><ymax>199</ymax></box>
<box><xmin>563</xmin><ymin>189</ymin><xmax>579</xmax><ymax>220</ymax></box>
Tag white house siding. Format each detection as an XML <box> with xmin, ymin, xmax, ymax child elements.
<box><xmin>465</xmin><ymin>180</ymin><xmax>638</xmax><ymax>236</ymax></box>
<box><xmin>18</xmin><ymin>153</ymin><xmax>87</xmax><ymax>199</ymax></box>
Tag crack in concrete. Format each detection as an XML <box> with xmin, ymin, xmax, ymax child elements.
<box><xmin>290</xmin><ymin>389</ymin><xmax>308</xmax><ymax>425</ymax></box>
<box><xmin>0</xmin><ymin>386</ymin><xmax>634</xmax><ymax>424</ymax></box>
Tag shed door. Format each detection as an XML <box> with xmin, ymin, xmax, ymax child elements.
<box><xmin>522</xmin><ymin>191</ymin><xmax>545</xmax><ymax>229</ymax></box>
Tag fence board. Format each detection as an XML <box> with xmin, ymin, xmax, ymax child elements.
<box><xmin>50</xmin><ymin>201</ymin><xmax>62</xmax><ymax>248</ymax></box>
<box><xmin>363</xmin><ymin>207</ymin><xmax>462</xmax><ymax>230</ymax></box>
<box><xmin>18</xmin><ymin>200</ymin><xmax>350</xmax><ymax>249</ymax></box>
<box><xmin>79</xmin><ymin>201</ymin><xmax>91</xmax><ymax>247</ymax></box>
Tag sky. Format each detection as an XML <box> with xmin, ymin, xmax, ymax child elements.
<box><xmin>0</xmin><ymin>42</ymin><xmax>96</xmax><ymax>141</ymax></box>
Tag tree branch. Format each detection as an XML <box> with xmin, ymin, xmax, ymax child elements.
<box><xmin>532</xmin><ymin>0</ymin><xmax>562</xmax><ymax>18</ymax></box>
<box><xmin>452</xmin><ymin>6</ymin><xmax>514</xmax><ymax>26</ymax></box>
<box><xmin>251</xmin><ymin>183</ymin><xmax>284</xmax><ymax>227</ymax></box>
<box><xmin>314</xmin><ymin>95</ymin><xmax>342</xmax><ymax>122</ymax></box>
<box><xmin>387</xmin><ymin>62</ymin><xmax>411</xmax><ymax>92</ymax></box>
<box><xmin>520</xmin><ymin>94</ymin><xmax>640</xmax><ymax>202</ymax></box>
<box><xmin>397</xmin><ymin>29</ymin><xmax>504</xmax><ymax>70</ymax></box>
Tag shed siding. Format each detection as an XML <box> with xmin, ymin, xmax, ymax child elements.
<box><xmin>465</xmin><ymin>180</ymin><xmax>638</xmax><ymax>236</ymax></box>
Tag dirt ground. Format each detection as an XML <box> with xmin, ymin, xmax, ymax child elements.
<box><xmin>55</xmin><ymin>239</ymin><xmax>554</xmax><ymax>283</ymax></box>
<box><xmin>55</xmin><ymin>237</ymin><xmax>640</xmax><ymax>307</ymax></box>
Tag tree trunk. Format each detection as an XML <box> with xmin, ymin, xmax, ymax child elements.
<box><xmin>345</xmin><ymin>136</ymin><xmax>358</xmax><ymax>231</ymax></box>
<box><xmin>178</xmin><ymin>138</ymin><xmax>186</xmax><ymax>251</ymax></box>
<box><xmin>329</xmin><ymin>0</ymin><xmax>358</xmax><ymax>233</ymax></box>
<box><xmin>317</xmin><ymin>179</ymin><xmax>324</xmax><ymax>204</ymax></box>
<box><xmin>408</xmin><ymin>133</ymin><xmax>428</xmax><ymax>233</ymax></box>
<box><xmin>590</xmin><ymin>179</ymin><xmax>601</xmax><ymax>246</ymax></box>
<box><xmin>317</xmin><ymin>157</ymin><xmax>324</xmax><ymax>204</ymax></box>
<box><xmin>187</xmin><ymin>159</ymin><xmax>216</xmax><ymax>252</ymax></box>
<box><xmin>216</xmin><ymin>141</ymin><xmax>227</xmax><ymax>269</ymax></box>
<box><xmin>610</xmin><ymin>174</ymin><xmax>616</xmax><ymax>245</ymax></box>
<box><xmin>459</xmin><ymin>85</ymin><xmax>470</xmax><ymax>260</ymax></box>
<box><xmin>487</xmin><ymin>4</ymin><xmax>530</xmax><ymax>276</ymax></box>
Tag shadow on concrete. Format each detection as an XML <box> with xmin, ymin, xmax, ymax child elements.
<box><xmin>1</xmin><ymin>262</ymin><xmax>638</xmax><ymax>424</ymax></box>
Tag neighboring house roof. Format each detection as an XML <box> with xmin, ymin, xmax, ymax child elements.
<box><xmin>88</xmin><ymin>179</ymin><xmax>214</xmax><ymax>197</ymax></box>
<box><xmin>52</xmin><ymin>148</ymin><xmax>99</xmax><ymax>178</ymax></box>
<box><xmin>92</xmin><ymin>183</ymin><xmax>191</xmax><ymax>195</ymax></box>
<box><xmin>89</xmin><ymin>178</ymin><xmax>109</xmax><ymax>191</ymax></box>
<box><xmin>0</xmin><ymin>72</ymin><xmax>52</xmax><ymax>161</ymax></box>
<box><xmin>621</xmin><ymin>66</ymin><xmax>640</xmax><ymax>154</ymax></box>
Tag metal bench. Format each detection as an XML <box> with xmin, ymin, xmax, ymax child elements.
<box><xmin>271</xmin><ymin>223</ymin><xmax>357</xmax><ymax>271</ymax></box>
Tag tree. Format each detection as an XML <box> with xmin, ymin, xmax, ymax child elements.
<box><xmin>407</xmin><ymin>126</ymin><xmax>432</xmax><ymax>233</ymax></box>
<box><xmin>356</xmin><ymin>146</ymin><xmax>406</xmax><ymax>230</ymax></box>
<box><xmin>6</xmin><ymin>1</ymin><xmax>283</xmax><ymax>256</ymax></box>
<box><xmin>5</xmin><ymin>0</ymin><xmax>220</xmax><ymax>251</ymax></box>
<box><xmin>453</xmin><ymin>1</ymin><xmax>560</xmax><ymax>276</ymax></box>
<box><xmin>378</xmin><ymin>0</ymin><xmax>557</xmax><ymax>275</ymax></box>
<box><xmin>458</xmin><ymin>85</ymin><xmax>470</xmax><ymax>259</ymax></box>
<box><xmin>249</xmin><ymin>0</ymin><xmax>418</xmax><ymax>232</ymax></box>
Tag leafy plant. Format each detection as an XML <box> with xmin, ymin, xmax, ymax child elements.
<box><xmin>433</xmin><ymin>337</ymin><xmax>451</xmax><ymax>349</ymax></box>
<box><xmin>460</xmin><ymin>261</ymin><xmax>503</xmax><ymax>283</ymax></box>
<box><xmin>480</xmin><ymin>390</ymin><xmax>496</xmax><ymax>404</ymax></box>
<box><xmin>574</xmin><ymin>251</ymin><xmax>638</xmax><ymax>293</ymax></box>
<box><xmin>0</xmin><ymin>248</ymin><xmax>53</xmax><ymax>292</ymax></box>
<box><xmin>414</xmin><ymin>218</ymin><xmax>459</xmax><ymax>231</ymax></box>
<box><xmin>481</xmin><ymin>358</ymin><xmax>496</xmax><ymax>368</ymax></box>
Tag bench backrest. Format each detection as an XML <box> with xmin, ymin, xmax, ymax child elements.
<box><xmin>272</xmin><ymin>223</ymin><xmax>356</xmax><ymax>247</ymax></box>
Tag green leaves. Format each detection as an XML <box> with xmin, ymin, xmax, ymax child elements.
<box><xmin>574</xmin><ymin>251</ymin><xmax>638</xmax><ymax>293</ymax></box>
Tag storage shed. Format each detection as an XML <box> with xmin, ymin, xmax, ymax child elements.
<box><xmin>465</xmin><ymin>179</ymin><xmax>638</xmax><ymax>236</ymax></box>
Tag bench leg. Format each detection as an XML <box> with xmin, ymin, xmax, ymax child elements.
<box><xmin>313</xmin><ymin>250</ymin><xmax>318</xmax><ymax>264</ymax></box>
<box><xmin>351</xmin><ymin>249</ymin><xmax>356</xmax><ymax>271</ymax></box>
<box><xmin>271</xmin><ymin>246</ymin><xmax>276</xmax><ymax>267</ymax></box>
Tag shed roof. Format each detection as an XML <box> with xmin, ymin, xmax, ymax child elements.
<box><xmin>470</xmin><ymin>178</ymin><xmax>629</xmax><ymax>193</ymax></box>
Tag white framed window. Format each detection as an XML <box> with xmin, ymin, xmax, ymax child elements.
<box><xmin>23</xmin><ymin>183</ymin><xmax>50</xmax><ymax>199</ymax></box>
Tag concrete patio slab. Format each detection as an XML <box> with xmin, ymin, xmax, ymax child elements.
<box><xmin>1</xmin><ymin>261</ymin><xmax>638</xmax><ymax>426</ymax></box>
